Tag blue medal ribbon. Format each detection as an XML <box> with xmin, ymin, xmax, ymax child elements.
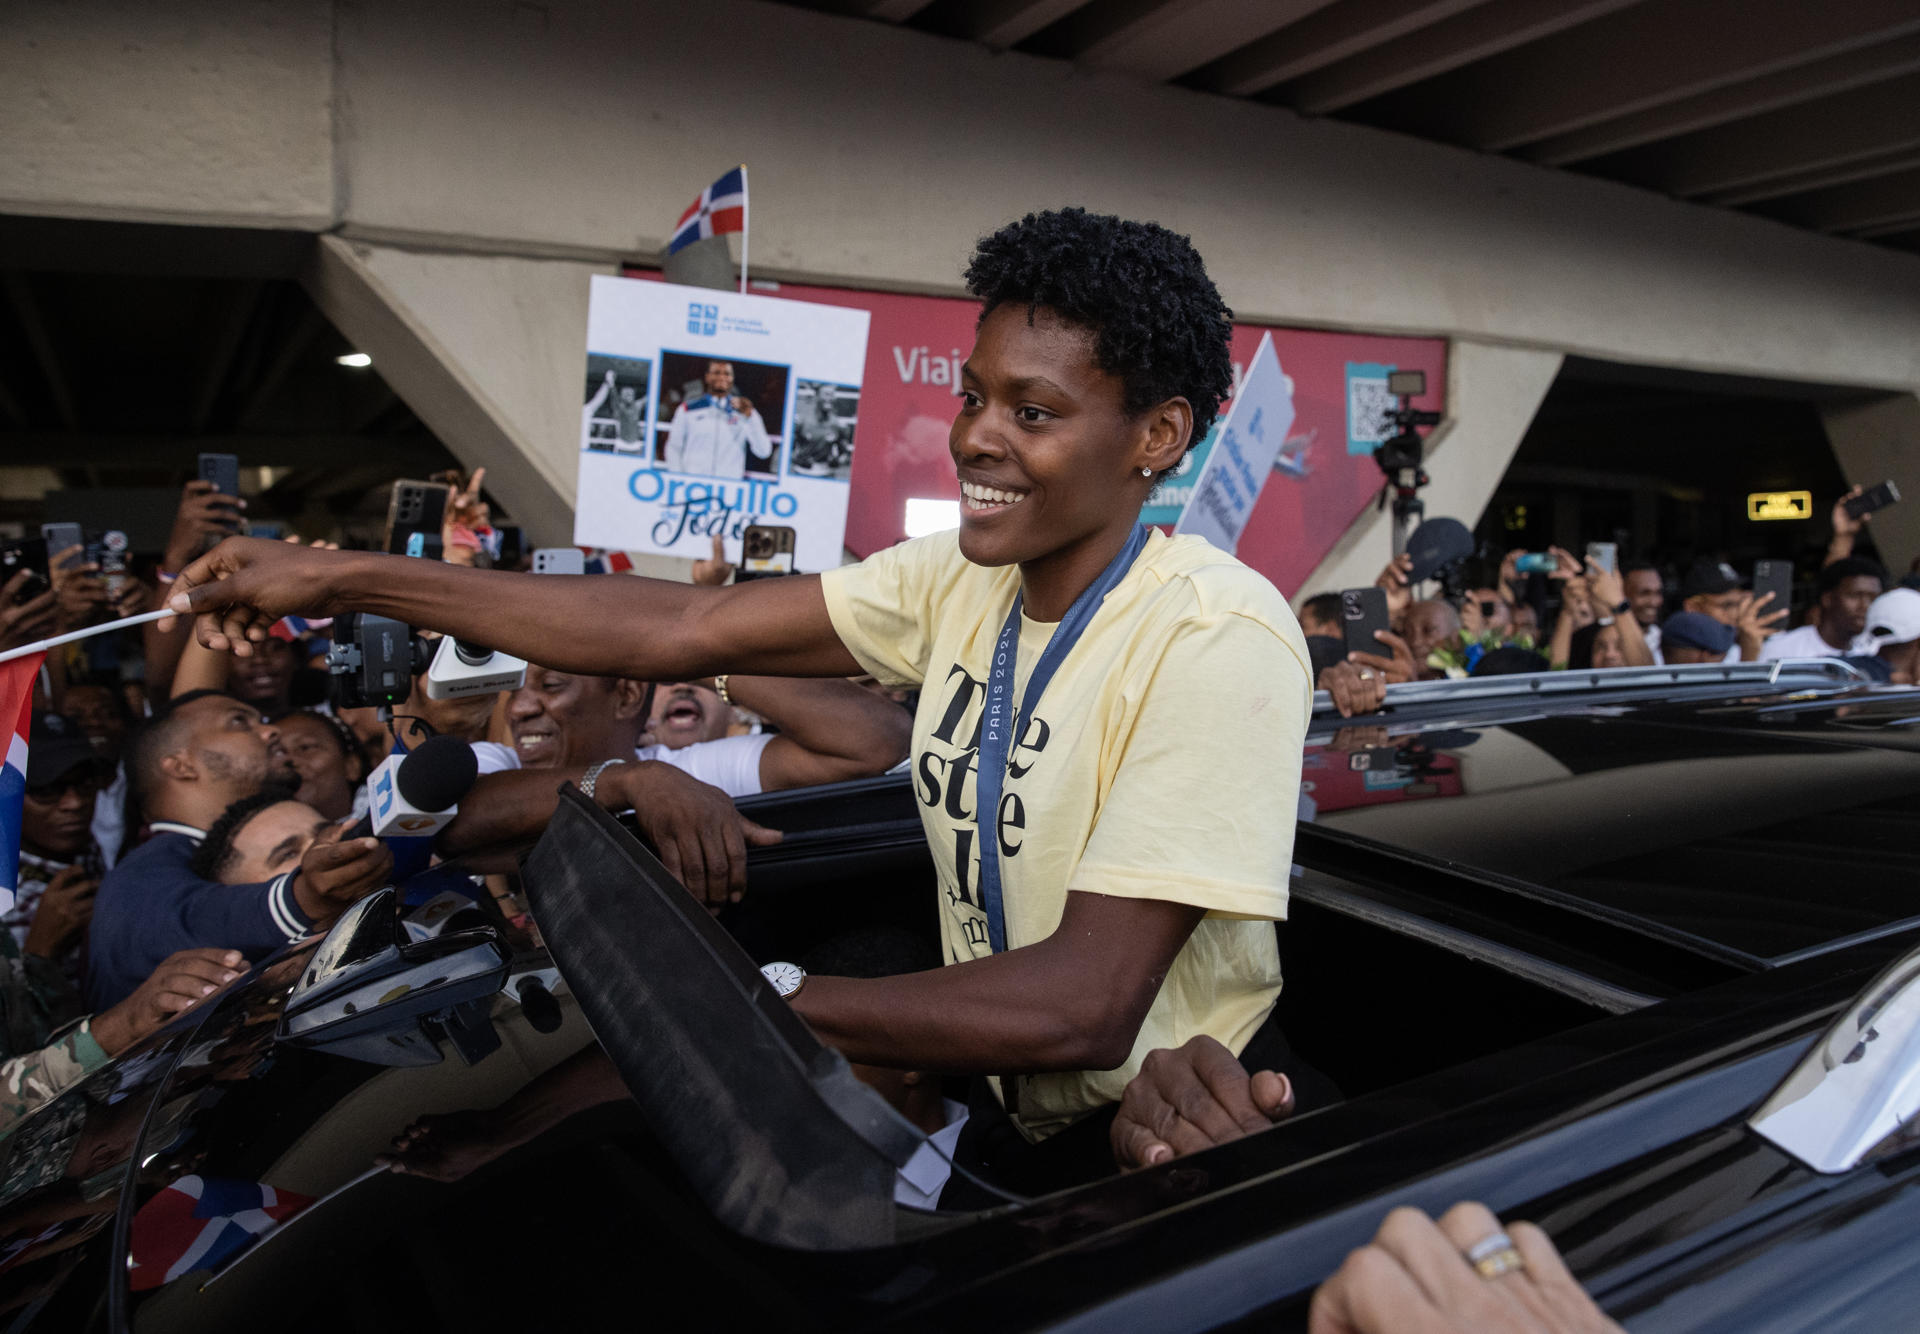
<box><xmin>974</xmin><ymin>524</ymin><xmax>1149</xmax><ymax>953</ymax></box>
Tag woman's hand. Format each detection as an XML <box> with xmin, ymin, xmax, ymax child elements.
<box><xmin>1308</xmin><ymin>1202</ymin><xmax>1623</xmax><ymax>1333</ymax></box>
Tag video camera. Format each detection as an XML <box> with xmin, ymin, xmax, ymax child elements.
<box><xmin>1372</xmin><ymin>369</ymin><xmax>1444</xmax><ymax>556</ymax></box>
<box><xmin>326</xmin><ymin>614</ymin><xmax>527</xmax><ymax>711</ymax></box>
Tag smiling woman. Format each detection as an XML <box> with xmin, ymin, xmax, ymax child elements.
<box><xmin>164</xmin><ymin>208</ymin><xmax>1314</xmax><ymax>1194</ymax></box>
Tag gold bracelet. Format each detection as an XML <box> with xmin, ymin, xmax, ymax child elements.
<box><xmin>714</xmin><ymin>675</ymin><xmax>731</xmax><ymax>705</ymax></box>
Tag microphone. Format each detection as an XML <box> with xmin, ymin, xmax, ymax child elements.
<box><xmin>346</xmin><ymin>734</ymin><xmax>480</xmax><ymax>840</ymax></box>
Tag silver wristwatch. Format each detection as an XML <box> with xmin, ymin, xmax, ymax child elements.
<box><xmin>760</xmin><ymin>961</ymin><xmax>806</xmax><ymax>999</ymax></box>
<box><xmin>579</xmin><ymin>758</ymin><xmax>626</xmax><ymax>801</ymax></box>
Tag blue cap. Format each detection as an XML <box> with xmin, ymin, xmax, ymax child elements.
<box><xmin>1662</xmin><ymin>611</ymin><xmax>1737</xmax><ymax>655</ymax></box>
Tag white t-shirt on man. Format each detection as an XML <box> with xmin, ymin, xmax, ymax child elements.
<box><xmin>470</xmin><ymin>732</ymin><xmax>772</xmax><ymax>798</ymax></box>
<box><xmin>1758</xmin><ymin>623</ymin><xmax>1877</xmax><ymax>661</ymax></box>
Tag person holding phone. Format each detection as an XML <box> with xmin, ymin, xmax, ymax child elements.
<box><xmin>1757</xmin><ymin>557</ymin><xmax>1886</xmax><ymax>661</ymax></box>
<box><xmin>163</xmin><ymin>209</ymin><xmax>1313</xmax><ymax>1189</ymax></box>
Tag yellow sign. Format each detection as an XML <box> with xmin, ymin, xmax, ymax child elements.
<box><xmin>1748</xmin><ymin>490</ymin><xmax>1813</xmax><ymax>521</ymax></box>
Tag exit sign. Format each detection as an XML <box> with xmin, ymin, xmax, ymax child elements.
<box><xmin>1748</xmin><ymin>490</ymin><xmax>1813</xmax><ymax>521</ymax></box>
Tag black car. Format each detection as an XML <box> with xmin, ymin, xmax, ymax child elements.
<box><xmin>10</xmin><ymin>659</ymin><xmax>1920</xmax><ymax>1332</ymax></box>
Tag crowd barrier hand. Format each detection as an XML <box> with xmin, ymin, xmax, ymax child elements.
<box><xmin>603</xmin><ymin>761</ymin><xmax>782</xmax><ymax>910</ymax></box>
<box><xmin>1349</xmin><ymin>628</ymin><xmax>1417</xmax><ymax>684</ymax></box>
<box><xmin>91</xmin><ymin>949</ymin><xmax>247</xmax><ymax>1057</ymax></box>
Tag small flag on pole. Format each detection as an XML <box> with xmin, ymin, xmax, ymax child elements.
<box><xmin>0</xmin><ymin>654</ymin><xmax>44</xmax><ymax>913</ymax></box>
<box><xmin>667</xmin><ymin>167</ymin><xmax>747</xmax><ymax>255</ymax></box>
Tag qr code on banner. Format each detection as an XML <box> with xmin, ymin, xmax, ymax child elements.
<box><xmin>1345</xmin><ymin>362</ymin><xmax>1396</xmax><ymax>456</ymax></box>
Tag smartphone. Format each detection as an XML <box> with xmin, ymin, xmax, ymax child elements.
<box><xmin>0</xmin><ymin>538</ymin><xmax>51</xmax><ymax>605</ymax></box>
<box><xmin>738</xmin><ymin>524</ymin><xmax>798</xmax><ymax>582</ymax></box>
<box><xmin>1346</xmin><ymin>746</ymin><xmax>1399</xmax><ymax>774</ymax></box>
<box><xmin>1843</xmin><ymin>480</ymin><xmax>1901</xmax><ymax>519</ymax></box>
<box><xmin>197</xmin><ymin>452</ymin><xmax>241</xmax><ymax>499</ymax></box>
<box><xmin>384</xmin><ymin>480</ymin><xmax>450</xmax><ymax>558</ymax></box>
<box><xmin>40</xmin><ymin>522</ymin><xmax>84</xmax><ymax>570</ymax></box>
<box><xmin>1753</xmin><ymin>559</ymin><xmax>1792</xmax><ymax>619</ymax></box>
<box><xmin>1586</xmin><ymin>541</ymin><xmax>1618</xmax><ymax>575</ymax></box>
<box><xmin>1514</xmin><ymin>552</ymin><xmax>1557</xmax><ymax>575</ymax></box>
<box><xmin>1340</xmin><ymin>586</ymin><xmax>1391</xmax><ymax>661</ymax></box>
<box><xmin>531</xmin><ymin>547</ymin><xmax>585</xmax><ymax>576</ymax></box>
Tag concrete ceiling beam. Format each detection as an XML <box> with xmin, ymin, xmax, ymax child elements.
<box><xmin>1069</xmin><ymin>0</ymin><xmax>1334</xmax><ymax>84</ymax></box>
<box><xmin>1523</xmin><ymin>29</ymin><xmax>1920</xmax><ymax>167</ymax></box>
<box><xmin>1760</xmin><ymin>167</ymin><xmax>1920</xmax><ymax>235</ymax></box>
<box><xmin>963</xmin><ymin>0</ymin><xmax>1094</xmax><ymax>49</ymax></box>
<box><xmin>1368</xmin><ymin>0</ymin><xmax>1920</xmax><ymax>153</ymax></box>
<box><xmin>1276</xmin><ymin>0</ymin><xmax>1640</xmax><ymax>115</ymax></box>
<box><xmin>1595</xmin><ymin>71</ymin><xmax>1920</xmax><ymax>198</ymax></box>
<box><xmin>1189</xmin><ymin>0</ymin><xmax>1489</xmax><ymax>98</ymax></box>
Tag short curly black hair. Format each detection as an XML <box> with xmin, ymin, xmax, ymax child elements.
<box><xmin>964</xmin><ymin>208</ymin><xmax>1235</xmax><ymax>449</ymax></box>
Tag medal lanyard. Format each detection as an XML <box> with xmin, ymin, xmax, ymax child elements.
<box><xmin>975</xmin><ymin>524</ymin><xmax>1149</xmax><ymax>953</ymax></box>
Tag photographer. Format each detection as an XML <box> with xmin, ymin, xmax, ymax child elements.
<box><xmin>164</xmin><ymin>210</ymin><xmax>1313</xmax><ymax>1186</ymax></box>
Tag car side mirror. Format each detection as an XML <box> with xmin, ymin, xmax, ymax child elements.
<box><xmin>279</xmin><ymin>887</ymin><xmax>510</xmax><ymax>1067</ymax></box>
<box><xmin>1750</xmin><ymin>943</ymin><xmax>1920</xmax><ymax>1172</ymax></box>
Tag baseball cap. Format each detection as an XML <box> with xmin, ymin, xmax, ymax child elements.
<box><xmin>25</xmin><ymin>712</ymin><xmax>108</xmax><ymax>788</ymax></box>
<box><xmin>1865</xmin><ymin>587</ymin><xmax>1920</xmax><ymax>646</ymax></box>
<box><xmin>1661</xmin><ymin>611</ymin><xmax>1737</xmax><ymax>656</ymax></box>
<box><xmin>1681</xmin><ymin>558</ymin><xmax>1742</xmax><ymax>599</ymax></box>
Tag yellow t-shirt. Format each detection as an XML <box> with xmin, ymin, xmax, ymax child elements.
<box><xmin>819</xmin><ymin>528</ymin><xmax>1311</xmax><ymax>1139</ymax></box>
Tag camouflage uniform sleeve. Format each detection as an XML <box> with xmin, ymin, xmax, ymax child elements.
<box><xmin>0</xmin><ymin>1021</ymin><xmax>110</xmax><ymax>1144</ymax></box>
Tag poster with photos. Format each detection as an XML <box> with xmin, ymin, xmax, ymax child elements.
<box><xmin>574</xmin><ymin>276</ymin><xmax>870</xmax><ymax>572</ymax></box>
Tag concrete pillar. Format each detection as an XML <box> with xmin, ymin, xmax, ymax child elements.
<box><xmin>303</xmin><ymin>236</ymin><xmax>683</xmax><ymax>576</ymax></box>
<box><xmin>1820</xmin><ymin>394</ymin><xmax>1920</xmax><ymax>575</ymax></box>
<box><xmin>1292</xmin><ymin>341</ymin><xmax>1564</xmax><ymax>603</ymax></box>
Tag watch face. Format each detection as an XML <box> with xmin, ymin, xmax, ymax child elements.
<box><xmin>760</xmin><ymin>961</ymin><xmax>805</xmax><ymax>998</ymax></box>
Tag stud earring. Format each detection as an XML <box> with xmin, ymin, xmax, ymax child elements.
<box><xmin>1141</xmin><ymin>467</ymin><xmax>1153</xmax><ymax>478</ymax></box>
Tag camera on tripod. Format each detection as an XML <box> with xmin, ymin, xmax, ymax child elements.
<box><xmin>1372</xmin><ymin>369</ymin><xmax>1444</xmax><ymax>556</ymax></box>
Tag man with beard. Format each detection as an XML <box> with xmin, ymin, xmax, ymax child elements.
<box><xmin>85</xmin><ymin>691</ymin><xmax>392</xmax><ymax>1009</ymax></box>
<box><xmin>662</xmin><ymin>360</ymin><xmax>774</xmax><ymax>478</ymax></box>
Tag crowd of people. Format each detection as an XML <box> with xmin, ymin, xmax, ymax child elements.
<box><xmin>1296</xmin><ymin>485</ymin><xmax>1920</xmax><ymax>716</ymax></box>
<box><xmin>9</xmin><ymin>207</ymin><xmax>1907</xmax><ymax>1330</ymax></box>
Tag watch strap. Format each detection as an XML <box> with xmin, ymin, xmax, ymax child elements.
<box><xmin>580</xmin><ymin>759</ymin><xmax>625</xmax><ymax>801</ymax></box>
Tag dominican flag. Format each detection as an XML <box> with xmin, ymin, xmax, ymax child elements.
<box><xmin>128</xmin><ymin>1175</ymin><xmax>316</xmax><ymax>1290</ymax></box>
<box><xmin>580</xmin><ymin>547</ymin><xmax>634</xmax><ymax>575</ymax></box>
<box><xmin>667</xmin><ymin>166</ymin><xmax>747</xmax><ymax>255</ymax></box>
<box><xmin>0</xmin><ymin>654</ymin><xmax>44</xmax><ymax>912</ymax></box>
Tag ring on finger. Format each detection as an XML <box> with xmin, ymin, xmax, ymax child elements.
<box><xmin>1357</xmin><ymin>669</ymin><xmax>1375</xmax><ymax>681</ymax></box>
<box><xmin>1466</xmin><ymin>1230</ymin><xmax>1526</xmax><ymax>1279</ymax></box>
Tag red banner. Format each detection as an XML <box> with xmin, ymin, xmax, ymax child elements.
<box><xmin>626</xmin><ymin>269</ymin><xmax>1445</xmax><ymax>596</ymax></box>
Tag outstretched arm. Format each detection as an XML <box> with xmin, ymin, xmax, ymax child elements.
<box><xmin>165</xmin><ymin>538</ymin><xmax>863</xmax><ymax>681</ymax></box>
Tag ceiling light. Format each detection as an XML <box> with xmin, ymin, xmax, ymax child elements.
<box><xmin>336</xmin><ymin>352</ymin><xmax>373</xmax><ymax>368</ymax></box>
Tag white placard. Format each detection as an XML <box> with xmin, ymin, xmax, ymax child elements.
<box><xmin>1173</xmin><ymin>332</ymin><xmax>1294</xmax><ymax>555</ymax></box>
<box><xmin>574</xmin><ymin>276</ymin><xmax>871</xmax><ymax>573</ymax></box>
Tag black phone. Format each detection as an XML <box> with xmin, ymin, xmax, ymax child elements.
<box><xmin>197</xmin><ymin>452</ymin><xmax>241</xmax><ymax>499</ymax></box>
<box><xmin>1753</xmin><ymin>559</ymin><xmax>1792</xmax><ymax>619</ymax></box>
<box><xmin>384</xmin><ymin>480</ymin><xmax>450</xmax><ymax>558</ymax></box>
<box><xmin>40</xmin><ymin>523</ymin><xmax>84</xmax><ymax>570</ymax></box>
<box><xmin>737</xmin><ymin>525</ymin><xmax>798</xmax><ymax>582</ymax></box>
<box><xmin>0</xmin><ymin>538</ymin><xmax>51</xmax><ymax>605</ymax></box>
<box><xmin>1340</xmin><ymin>586</ymin><xmax>1391</xmax><ymax>661</ymax></box>
<box><xmin>1843</xmin><ymin>480</ymin><xmax>1901</xmax><ymax>519</ymax></box>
